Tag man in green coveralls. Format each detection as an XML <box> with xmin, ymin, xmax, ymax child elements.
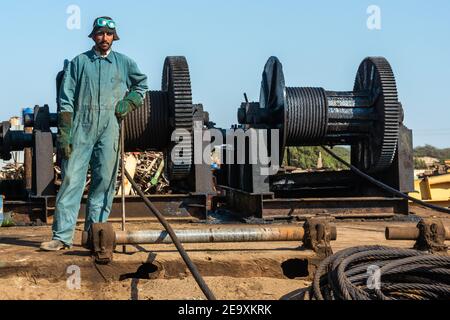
<box><xmin>41</xmin><ymin>17</ymin><xmax>148</xmax><ymax>251</ymax></box>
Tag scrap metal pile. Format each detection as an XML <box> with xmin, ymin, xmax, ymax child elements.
<box><xmin>116</xmin><ymin>151</ymin><xmax>169</xmax><ymax>195</ymax></box>
<box><xmin>54</xmin><ymin>151</ymin><xmax>169</xmax><ymax>196</ymax></box>
<box><xmin>0</xmin><ymin>162</ymin><xmax>23</xmax><ymax>180</ymax></box>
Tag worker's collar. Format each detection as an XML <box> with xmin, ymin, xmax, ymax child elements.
<box><xmin>90</xmin><ymin>46</ymin><xmax>113</xmax><ymax>63</ymax></box>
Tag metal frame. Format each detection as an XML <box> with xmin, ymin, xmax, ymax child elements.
<box><xmin>216</xmin><ymin>125</ymin><xmax>413</xmax><ymax>219</ymax></box>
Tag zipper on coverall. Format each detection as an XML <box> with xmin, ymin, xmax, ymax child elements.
<box><xmin>97</xmin><ymin>59</ymin><xmax>102</xmax><ymax>135</ymax></box>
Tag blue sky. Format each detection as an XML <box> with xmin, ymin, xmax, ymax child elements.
<box><xmin>0</xmin><ymin>0</ymin><xmax>449</xmax><ymax>147</ymax></box>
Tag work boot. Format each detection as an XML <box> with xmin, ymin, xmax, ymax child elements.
<box><xmin>40</xmin><ymin>240</ymin><xmax>70</xmax><ymax>252</ymax></box>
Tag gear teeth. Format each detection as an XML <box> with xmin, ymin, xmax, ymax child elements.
<box><xmin>354</xmin><ymin>57</ymin><xmax>400</xmax><ymax>173</ymax></box>
<box><xmin>162</xmin><ymin>56</ymin><xmax>194</xmax><ymax>180</ymax></box>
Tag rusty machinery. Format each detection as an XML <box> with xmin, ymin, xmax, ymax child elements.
<box><xmin>386</xmin><ymin>219</ymin><xmax>450</xmax><ymax>254</ymax></box>
<box><xmin>0</xmin><ymin>56</ymin><xmax>214</xmax><ymax>223</ymax></box>
<box><xmin>217</xmin><ymin>56</ymin><xmax>415</xmax><ymax>220</ymax></box>
<box><xmin>1</xmin><ymin>55</ymin><xmax>418</xmax><ymax>223</ymax></box>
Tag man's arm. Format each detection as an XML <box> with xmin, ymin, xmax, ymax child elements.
<box><xmin>127</xmin><ymin>58</ymin><xmax>149</xmax><ymax>101</ymax></box>
<box><xmin>59</xmin><ymin>60</ymin><xmax>78</xmax><ymax>113</ymax></box>
<box><xmin>115</xmin><ymin>58</ymin><xmax>148</xmax><ymax>120</ymax></box>
<box><xmin>57</xmin><ymin>60</ymin><xmax>77</xmax><ymax>159</ymax></box>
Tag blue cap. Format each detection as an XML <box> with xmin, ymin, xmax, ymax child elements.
<box><xmin>23</xmin><ymin>108</ymin><xmax>33</xmax><ymax>115</ymax></box>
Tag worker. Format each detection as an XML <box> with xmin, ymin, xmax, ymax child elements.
<box><xmin>40</xmin><ymin>17</ymin><xmax>149</xmax><ymax>251</ymax></box>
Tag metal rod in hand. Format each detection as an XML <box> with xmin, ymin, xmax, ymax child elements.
<box><xmin>120</xmin><ymin>120</ymin><xmax>126</xmax><ymax>253</ymax></box>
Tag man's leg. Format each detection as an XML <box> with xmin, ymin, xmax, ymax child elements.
<box><xmin>52</xmin><ymin>143</ymin><xmax>93</xmax><ymax>246</ymax></box>
<box><xmin>85</xmin><ymin>119</ymin><xmax>120</xmax><ymax>232</ymax></box>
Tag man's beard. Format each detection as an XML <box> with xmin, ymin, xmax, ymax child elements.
<box><xmin>96</xmin><ymin>42</ymin><xmax>112</xmax><ymax>54</ymax></box>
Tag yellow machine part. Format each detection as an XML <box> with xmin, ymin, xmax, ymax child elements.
<box><xmin>409</xmin><ymin>173</ymin><xmax>450</xmax><ymax>207</ymax></box>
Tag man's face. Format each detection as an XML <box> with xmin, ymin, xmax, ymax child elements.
<box><xmin>93</xmin><ymin>32</ymin><xmax>114</xmax><ymax>52</ymax></box>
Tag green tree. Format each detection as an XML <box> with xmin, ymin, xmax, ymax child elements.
<box><xmin>414</xmin><ymin>145</ymin><xmax>450</xmax><ymax>161</ymax></box>
<box><xmin>413</xmin><ymin>157</ymin><xmax>427</xmax><ymax>169</ymax></box>
<box><xmin>284</xmin><ymin>146</ymin><xmax>350</xmax><ymax>170</ymax></box>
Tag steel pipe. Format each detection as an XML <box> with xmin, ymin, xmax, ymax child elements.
<box><xmin>114</xmin><ymin>226</ymin><xmax>337</xmax><ymax>245</ymax></box>
<box><xmin>385</xmin><ymin>226</ymin><xmax>450</xmax><ymax>240</ymax></box>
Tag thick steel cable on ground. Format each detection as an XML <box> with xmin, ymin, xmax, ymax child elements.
<box><xmin>322</xmin><ymin>146</ymin><xmax>450</xmax><ymax>214</ymax></box>
<box><xmin>124</xmin><ymin>169</ymin><xmax>216</xmax><ymax>300</ymax></box>
<box><xmin>310</xmin><ymin>245</ymin><xmax>450</xmax><ymax>300</ymax></box>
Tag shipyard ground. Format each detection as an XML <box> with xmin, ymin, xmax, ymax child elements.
<box><xmin>0</xmin><ymin>207</ymin><xmax>448</xmax><ymax>300</ymax></box>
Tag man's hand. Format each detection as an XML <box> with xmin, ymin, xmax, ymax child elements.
<box><xmin>115</xmin><ymin>91</ymin><xmax>143</xmax><ymax>120</ymax></box>
<box><xmin>115</xmin><ymin>99</ymin><xmax>131</xmax><ymax>120</ymax></box>
<box><xmin>57</xmin><ymin>112</ymin><xmax>73</xmax><ymax>160</ymax></box>
<box><xmin>59</xmin><ymin>144</ymin><xmax>72</xmax><ymax>160</ymax></box>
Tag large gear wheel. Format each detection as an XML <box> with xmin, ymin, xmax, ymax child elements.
<box><xmin>259</xmin><ymin>56</ymin><xmax>288</xmax><ymax>162</ymax></box>
<box><xmin>352</xmin><ymin>57</ymin><xmax>400</xmax><ymax>173</ymax></box>
<box><xmin>162</xmin><ymin>56</ymin><xmax>194</xmax><ymax>180</ymax></box>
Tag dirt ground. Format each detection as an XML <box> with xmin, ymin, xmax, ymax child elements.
<box><xmin>0</xmin><ymin>209</ymin><xmax>448</xmax><ymax>300</ymax></box>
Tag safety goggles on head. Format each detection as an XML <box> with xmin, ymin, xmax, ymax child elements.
<box><xmin>96</xmin><ymin>18</ymin><xmax>116</xmax><ymax>29</ymax></box>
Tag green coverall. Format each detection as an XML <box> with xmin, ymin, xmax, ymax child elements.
<box><xmin>53</xmin><ymin>49</ymin><xmax>148</xmax><ymax>246</ymax></box>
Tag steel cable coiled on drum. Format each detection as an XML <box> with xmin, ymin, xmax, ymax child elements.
<box><xmin>124</xmin><ymin>91</ymin><xmax>169</xmax><ymax>151</ymax></box>
<box><xmin>309</xmin><ymin>246</ymin><xmax>450</xmax><ymax>300</ymax></box>
<box><xmin>285</xmin><ymin>87</ymin><xmax>328</xmax><ymax>145</ymax></box>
